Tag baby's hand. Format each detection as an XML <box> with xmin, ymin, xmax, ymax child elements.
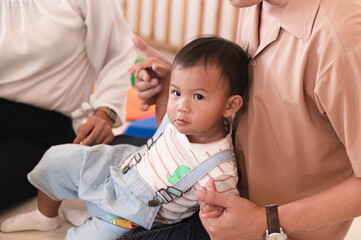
<box><xmin>199</xmin><ymin>178</ymin><xmax>225</xmax><ymax>218</ymax></box>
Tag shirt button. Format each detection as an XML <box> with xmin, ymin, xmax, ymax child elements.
<box><xmin>252</xmin><ymin>60</ymin><xmax>257</xmax><ymax>66</ymax></box>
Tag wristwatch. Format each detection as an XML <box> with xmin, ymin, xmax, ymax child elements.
<box><xmin>263</xmin><ymin>204</ymin><xmax>287</xmax><ymax>240</ymax></box>
<box><xmin>96</xmin><ymin>107</ymin><xmax>117</xmax><ymax>123</ymax></box>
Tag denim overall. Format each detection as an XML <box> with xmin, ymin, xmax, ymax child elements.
<box><xmin>28</xmin><ymin>116</ymin><xmax>236</xmax><ymax>240</ymax></box>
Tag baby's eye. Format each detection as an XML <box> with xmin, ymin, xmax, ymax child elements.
<box><xmin>194</xmin><ymin>94</ymin><xmax>204</xmax><ymax>100</ymax></box>
<box><xmin>172</xmin><ymin>90</ymin><xmax>180</xmax><ymax>97</ymax></box>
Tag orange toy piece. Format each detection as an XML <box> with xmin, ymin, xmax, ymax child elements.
<box><xmin>126</xmin><ymin>86</ymin><xmax>155</xmax><ymax>120</ymax></box>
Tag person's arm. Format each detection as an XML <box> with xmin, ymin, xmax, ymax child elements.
<box><xmin>198</xmin><ymin>162</ymin><xmax>240</xmax><ymax>224</ymax></box>
<box><xmin>196</xmin><ymin>175</ymin><xmax>361</xmax><ymax>240</ymax></box>
<box><xmin>199</xmin><ymin>178</ymin><xmax>226</xmax><ymax>219</ymax></box>
<box><xmin>73</xmin><ymin>0</ymin><xmax>137</xmax><ymax>145</ymax></box>
<box><xmin>280</xmin><ymin>176</ymin><xmax>361</xmax><ymax>233</ymax></box>
<box><xmin>74</xmin><ymin>109</ymin><xmax>114</xmax><ymax>145</ymax></box>
<box><xmin>129</xmin><ymin>35</ymin><xmax>172</xmax><ymax>127</ymax></box>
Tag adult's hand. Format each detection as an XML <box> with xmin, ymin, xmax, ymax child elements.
<box><xmin>129</xmin><ymin>57</ymin><xmax>170</xmax><ymax>111</ymax></box>
<box><xmin>129</xmin><ymin>35</ymin><xmax>171</xmax><ymax>111</ymax></box>
<box><xmin>73</xmin><ymin>113</ymin><xmax>114</xmax><ymax>146</ymax></box>
<box><xmin>196</xmin><ymin>190</ymin><xmax>266</xmax><ymax>240</ymax></box>
<box><xmin>199</xmin><ymin>178</ymin><xmax>225</xmax><ymax>219</ymax></box>
<box><xmin>132</xmin><ymin>34</ymin><xmax>172</xmax><ymax>66</ymax></box>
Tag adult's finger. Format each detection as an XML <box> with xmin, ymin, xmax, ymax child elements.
<box><xmin>208</xmin><ymin>178</ymin><xmax>217</xmax><ymax>192</ymax></box>
<box><xmin>73</xmin><ymin>123</ymin><xmax>93</xmax><ymax>144</ymax></box>
<box><xmin>139</xmin><ymin>101</ymin><xmax>150</xmax><ymax>111</ymax></box>
<box><xmin>196</xmin><ymin>190</ymin><xmax>236</xmax><ymax>209</ymax></box>
<box><xmin>82</xmin><ymin>120</ymin><xmax>113</xmax><ymax>146</ymax></box>
<box><xmin>137</xmin><ymin>81</ymin><xmax>162</xmax><ymax>101</ymax></box>
<box><xmin>129</xmin><ymin>57</ymin><xmax>170</xmax><ymax>81</ymax></box>
<box><xmin>132</xmin><ymin>35</ymin><xmax>171</xmax><ymax>66</ymax></box>
<box><xmin>201</xmin><ymin>208</ymin><xmax>224</xmax><ymax>219</ymax></box>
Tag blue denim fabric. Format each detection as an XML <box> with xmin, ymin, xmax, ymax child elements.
<box><xmin>28</xmin><ymin>143</ymin><xmax>153</xmax><ymax>240</ymax></box>
<box><xmin>28</xmin><ymin>128</ymin><xmax>224</xmax><ymax>240</ymax></box>
<box><xmin>66</xmin><ymin>213</ymin><xmax>129</xmax><ymax>240</ymax></box>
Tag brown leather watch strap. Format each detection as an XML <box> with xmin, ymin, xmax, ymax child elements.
<box><xmin>265</xmin><ymin>204</ymin><xmax>281</xmax><ymax>234</ymax></box>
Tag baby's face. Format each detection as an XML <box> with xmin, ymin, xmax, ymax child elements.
<box><xmin>167</xmin><ymin>65</ymin><xmax>230</xmax><ymax>143</ymax></box>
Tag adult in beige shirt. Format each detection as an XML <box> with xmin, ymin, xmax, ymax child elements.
<box><xmin>127</xmin><ymin>0</ymin><xmax>361</xmax><ymax>239</ymax></box>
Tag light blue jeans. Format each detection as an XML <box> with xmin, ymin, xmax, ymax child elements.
<box><xmin>28</xmin><ymin>143</ymin><xmax>162</xmax><ymax>240</ymax></box>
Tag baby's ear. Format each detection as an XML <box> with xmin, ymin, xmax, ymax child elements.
<box><xmin>223</xmin><ymin>95</ymin><xmax>243</xmax><ymax>118</ymax></box>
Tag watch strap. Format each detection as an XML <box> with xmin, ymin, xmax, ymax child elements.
<box><xmin>265</xmin><ymin>204</ymin><xmax>281</xmax><ymax>234</ymax></box>
<box><xmin>96</xmin><ymin>107</ymin><xmax>117</xmax><ymax>123</ymax></box>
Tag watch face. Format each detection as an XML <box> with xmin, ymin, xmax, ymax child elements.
<box><xmin>267</xmin><ymin>233</ymin><xmax>287</xmax><ymax>240</ymax></box>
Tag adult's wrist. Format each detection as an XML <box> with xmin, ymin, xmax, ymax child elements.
<box><xmin>96</xmin><ymin>107</ymin><xmax>116</xmax><ymax>121</ymax></box>
<box><xmin>259</xmin><ymin>206</ymin><xmax>269</xmax><ymax>238</ymax></box>
<box><xmin>247</xmin><ymin>205</ymin><xmax>268</xmax><ymax>240</ymax></box>
<box><xmin>278</xmin><ymin>203</ymin><xmax>297</xmax><ymax>235</ymax></box>
<box><xmin>94</xmin><ymin>108</ymin><xmax>114</xmax><ymax>127</ymax></box>
<box><xmin>263</xmin><ymin>204</ymin><xmax>287</xmax><ymax>239</ymax></box>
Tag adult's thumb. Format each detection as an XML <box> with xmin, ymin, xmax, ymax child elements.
<box><xmin>196</xmin><ymin>190</ymin><xmax>230</xmax><ymax>208</ymax></box>
<box><xmin>132</xmin><ymin>35</ymin><xmax>171</xmax><ymax>65</ymax></box>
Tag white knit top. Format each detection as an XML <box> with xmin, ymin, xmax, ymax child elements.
<box><xmin>0</xmin><ymin>0</ymin><xmax>136</xmax><ymax>127</ymax></box>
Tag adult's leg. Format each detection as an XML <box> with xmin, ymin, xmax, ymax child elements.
<box><xmin>0</xmin><ymin>98</ymin><xmax>76</xmax><ymax>210</ymax></box>
<box><xmin>118</xmin><ymin>212</ymin><xmax>210</xmax><ymax>240</ymax></box>
<box><xmin>110</xmin><ymin>134</ymin><xmax>148</xmax><ymax>147</ymax></box>
<box><xmin>0</xmin><ymin>140</ymin><xmax>48</xmax><ymax>209</ymax></box>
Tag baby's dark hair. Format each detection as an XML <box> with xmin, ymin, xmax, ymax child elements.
<box><xmin>172</xmin><ymin>35</ymin><xmax>250</xmax><ymax>99</ymax></box>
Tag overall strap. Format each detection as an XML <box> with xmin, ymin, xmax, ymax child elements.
<box><xmin>140</xmin><ymin>115</ymin><xmax>169</xmax><ymax>156</ymax></box>
<box><xmin>148</xmin><ymin>149</ymin><xmax>235</xmax><ymax>206</ymax></box>
<box><xmin>122</xmin><ymin>115</ymin><xmax>169</xmax><ymax>174</ymax></box>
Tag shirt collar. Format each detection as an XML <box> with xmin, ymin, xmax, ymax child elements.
<box><xmin>280</xmin><ymin>0</ymin><xmax>322</xmax><ymax>40</ymax></box>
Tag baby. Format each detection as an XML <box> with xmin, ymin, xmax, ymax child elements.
<box><xmin>1</xmin><ymin>35</ymin><xmax>249</xmax><ymax>239</ymax></box>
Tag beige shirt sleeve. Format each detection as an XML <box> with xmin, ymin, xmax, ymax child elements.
<box><xmin>315</xmin><ymin>47</ymin><xmax>361</xmax><ymax>176</ymax></box>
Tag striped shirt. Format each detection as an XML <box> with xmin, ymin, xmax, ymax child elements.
<box><xmin>134</xmin><ymin>122</ymin><xmax>239</xmax><ymax>224</ymax></box>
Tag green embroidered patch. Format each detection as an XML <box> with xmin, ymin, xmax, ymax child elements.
<box><xmin>167</xmin><ymin>165</ymin><xmax>191</xmax><ymax>184</ymax></box>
